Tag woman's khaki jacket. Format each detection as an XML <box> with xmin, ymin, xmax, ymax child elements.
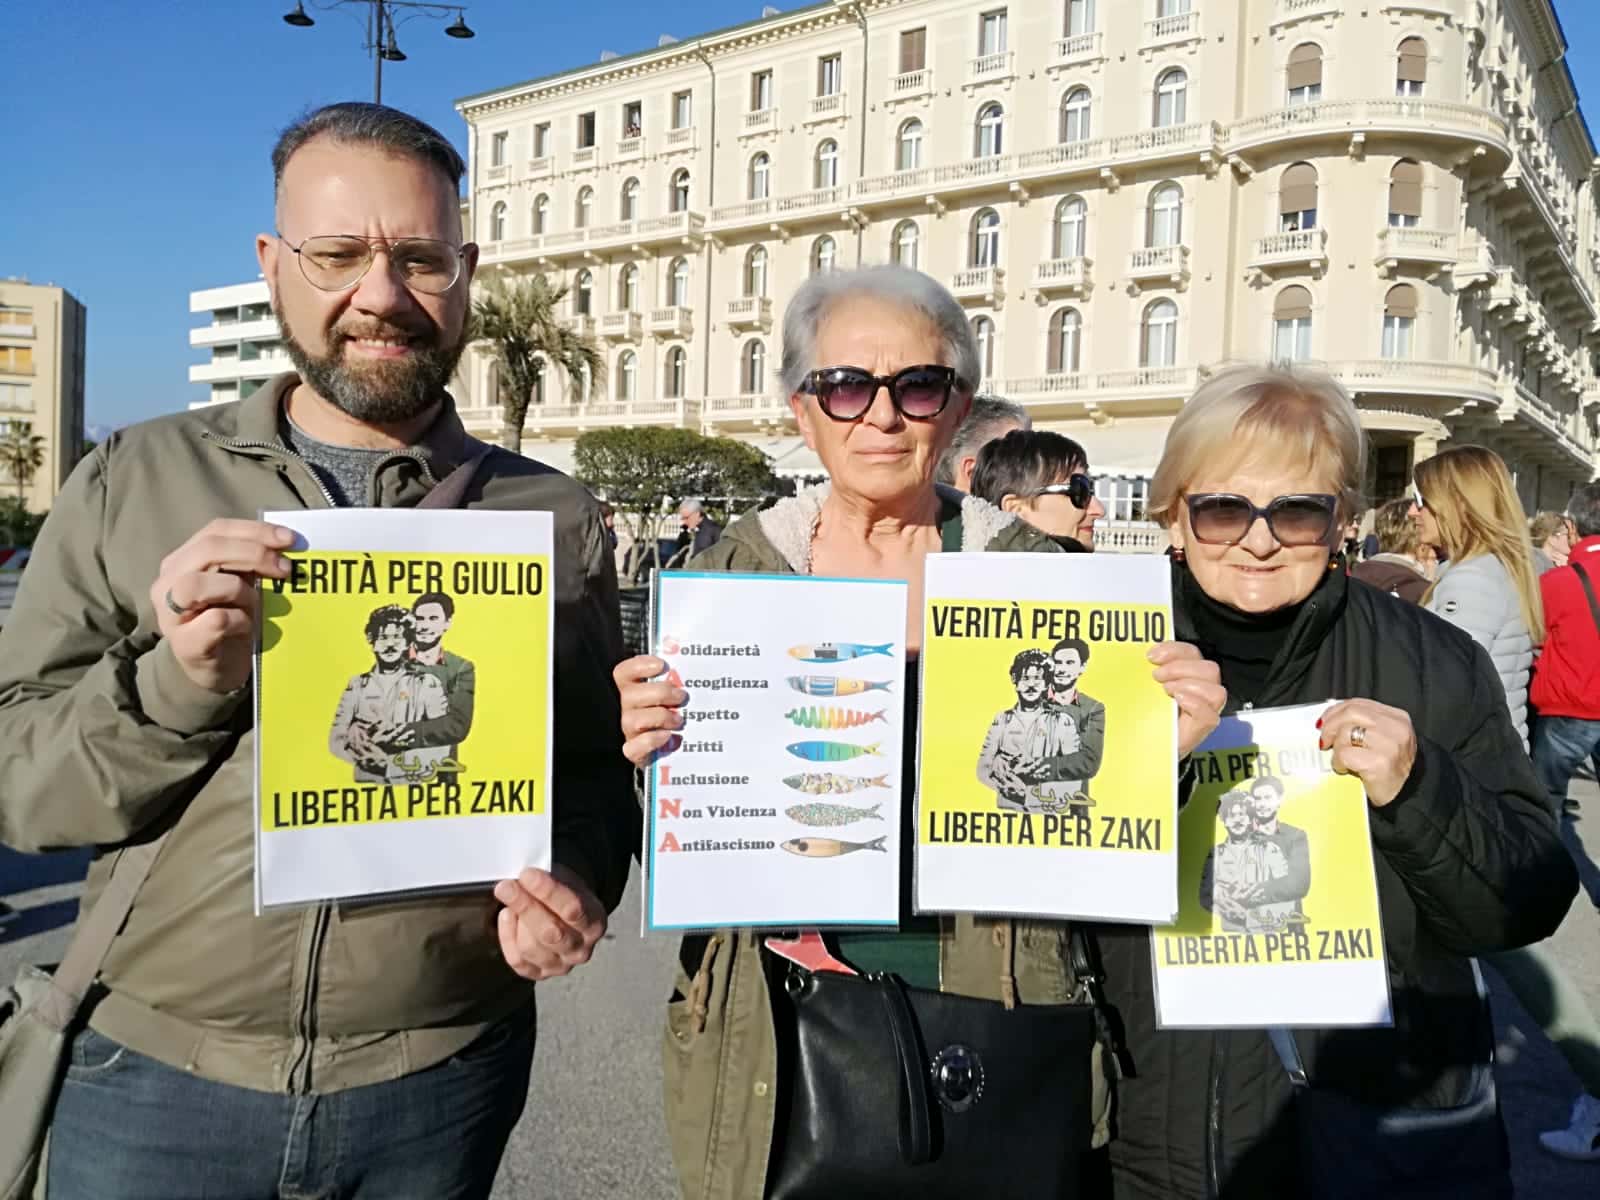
<box><xmin>661</xmin><ymin>484</ymin><xmax>1115</xmax><ymax>1200</ymax></box>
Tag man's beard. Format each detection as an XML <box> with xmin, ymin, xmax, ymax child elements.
<box><xmin>276</xmin><ymin>298</ymin><xmax>467</xmax><ymax>425</ymax></box>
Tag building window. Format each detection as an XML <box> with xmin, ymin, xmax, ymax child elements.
<box><xmin>531</xmin><ymin>359</ymin><xmax>546</xmax><ymax>406</ymax></box>
<box><xmin>533</xmin><ymin>194</ymin><xmax>549</xmax><ymax>234</ymax></box>
<box><xmin>745</xmin><ymin>245</ymin><xmax>769</xmax><ymax>297</ymax></box>
<box><xmin>815</xmin><ymin>139</ymin><xmax>840</xmax><ymax>189</ymax></box>
<box><xmin>1388</xmin><ymin>159</ymin><xmax>1422</xmax><ymax>227</ymax></box>
<box><xmin>1382</xmin><ymin>284</ymin><xmax>1416</xmax><ymax>358</ymax></box>
<box><xmin>979</xmin><ymin>9</ymin><xmax>1008</xmax><ymax>56</ymax></box>
<box><xmin>972</xmin><ymin>316</ymin><xmax>996</xmax><ymax>377</ymax></box>
<box><xmin>892</xmin><ymin>220</ymin><xmax>921</xmax><ymax>268</ymax></box>
<box><xmin>617</xmin><ymin>351</ymin><xmax>638</xmax><ymax>401</ymax></box>
<box><xmin>1156</xmin><ymin>0</ymin><xmax>1191</xmax><ymax>15</ymax></box>
<box><xmin>577</xmin><ymin>111</ymin><xmax>596</xmax><ymax>148</ymax></box>
<box><xmin>533</xmin><ymin>122</ymin><xmax>551</xmax><ymax>157</ymax></box>
<box><xmin>620</xmin><ymin>177</ymin><xmax>640</xmax><ymax>222</ymax></box>
<box><xmin>972</xmin><ymin>208</ymin><xmax>1002</xmax><ymax>268</ymax></box>
<box><xmin>743</xmin><ymin>339</ymin><xmax>766</xmax><ymax>393</ymax></box>
<box><xmin>665</xmin><ymin>347</ymin><xmax>687</xmax><ymax>398</ymax></box>
<box><xmin>1066</xmin><ymin>0</ymin><xmax>1094</xmax><ymax>35</ymax></box>
<box><xmin>490</xmin><ymin>130</ymin><xmax>508</xmax><ymax>167</ymax></box>
<box><xmin>749</xmin><ymin>153</ymin><xmax>771</xmax><ymax>201</ymax></box>
<box><xmin>751</xmin><ymin>70</ymin><xmax>773</xmax><ymax>112</ymax></box>
<box><xmin>672</xmin><ymin>90</ymin><xmax>693</xmax><ymax>129</ymax></box>
<box><xmin>1278</xmin><ymin>162</ymin><xmax>1318</xmax><ymax>231</ymax></box>
<box><xmin>619</xmin><ymin>263</ymin><xmax>639</xmax><ymax>311</ymax></box>
<box><xmin>576</xmin><ymin>186</ymin><xmax>594</xmax><ymax>228</ymax></box>
<box><xmin>1397</xmin><ymin>37</ymin><xmax>1426</xmax><ymax>97</ymax></box>
<box><xmin>975</xmin><ymin>102</ymin><xmax>1005</xmax><ymax>158</ymax></box>
<box><xmin>1286</xmin><ymin>43</ymin><xmax>1322</xmax><ymax>106</ymax></box>
<box><xmin>574</xmin><ymin>270</ymin><xmax>593</xmax><ymax>316</ymax></box>
<box><xmin>813</xmin><ymin>235</ymin><xmax>838</xmax><ymax>274</ymax></box>
<box><xmin>897</xmin><ymin>119</ymin><xmax>924</xmax><ymax>170</ymax></box>
<box><xmin>1147</xmin><ymin>182</ymin><xmax>1183</xmax><ymax>247</ymax></box>
<box><xmin>1054</xmin><ymin>195</ymin><xmax>1087</xmax><ymax>258</ymax></box>
<box><xmin>490</xmin><ymin>201</ymin><xmax>507</xmax><ymax>241</ymax></box>
<box><xmin>818</xmin><ymin>54</ymin><xmax>842</xmax><ymax>96</ymax></box>
<box><xmin>671</xmin><ymin>169</ymin><xmax>691</xmax><ymax>212</ymax></box>
<box><xmin>668</xmin><ymin>257</ymin><xmax>691</xmax><ymax>307</ymax></box>
<box><xmin>622</xmin><ymin>101</ymin><xmax>642</xmax><ymax>139</ymax></box>
<box><xmin>1048</xmin><ymin>307</ymin><xmax>1082</xmax><ymax>373</ymax></box>
<box><xmin>1272</xmin><ymin>286</ymin><xmax>1314</xmax><ymax>363</ymax></box>
<box><xmin>1141</xmin><ymin>299</ymin><xmax>1178</xmax><ymax>367</ymax></box>
<box><xmin>1061</xmin><ymin>87</ymin><xmax>1092</xmax><ymax>144</ymax></box>
<box><xmin>1154</xmin><ymin>68</ymin><xmax>1187</xmax><ymax>128</ymax></box>
<box><xmin>578</xmin><ymin>362</ymin><xmax>593</xmax><ymax>404</ymax></box>
<box><xmin>900</xmin><ymin>27</ymin><xmax>927</xmax><ymax>73</ymax></box>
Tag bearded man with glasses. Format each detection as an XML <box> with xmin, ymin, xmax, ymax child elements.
<box><xmin>0</xmin><ymin>103</ymin><xmax>636</xmax><ymax>1199</ymax></box>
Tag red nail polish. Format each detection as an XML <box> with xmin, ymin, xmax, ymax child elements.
<box><xmin>1315</xmin><ymin>719</ymin><xmax>1323</xmax><ymax>729</ymax></box>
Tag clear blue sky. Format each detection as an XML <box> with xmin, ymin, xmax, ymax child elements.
<box><xmin>4</xmin><ymin>0</ymin><xmax>1598</xmax><ymax>432</ymax></box>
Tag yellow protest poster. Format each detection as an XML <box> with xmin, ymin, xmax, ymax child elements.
<box><xmin>916</xmin><ymin>553</ymin><xmax>1177</xmax><ymax>921</ymax></box>
<box><xmin>254</xmin><ymin>508</ymin><xmax>553</xmax><ymax>910</ymax></box>
<box><xmin>1151</xmin><ymin>703</ymin><xmax>1391</xmax><ymax>1029</ymax></box>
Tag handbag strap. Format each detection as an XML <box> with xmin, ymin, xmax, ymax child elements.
<box><xmin>874</xmin><ymin>974</ymin><xmax>935</xmax><ymax>1166</ymax></box>
<box><xmin>418</xmin><ymin>438</ymin><xmax>495</xmax><ymax>510</ymax></box>
<box><xmin>1570</xmin><ymin>561</ymin><xmax>1600</xmax><ymax>639</ymax></box>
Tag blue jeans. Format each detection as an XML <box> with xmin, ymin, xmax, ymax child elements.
<box><xmin>1532</xmin><ymin>715</ymin><xmax>1600</xmax><ymax>820</ymax></box>
<box><xmin>47</xmin><ymin>1010</ymin><xmax>534</xmax><ymax>1200</ymax></box>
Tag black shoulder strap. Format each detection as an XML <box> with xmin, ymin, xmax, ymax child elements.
<box><xmin>1571</xmin><ymin>561</ymin><xmax>1600</xmax><ymax>638</ymax></box>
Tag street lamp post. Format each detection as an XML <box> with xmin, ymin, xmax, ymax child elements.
<box><xmin>282</xmin><ymin>1</ymin><xmax>474</xmax><ymax>105</ymax></box>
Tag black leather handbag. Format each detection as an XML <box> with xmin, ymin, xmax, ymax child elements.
<box><xmin>766</xmin><ymin>932</ymin><xmax>1108</xmax><ymax>1200</ymax></box>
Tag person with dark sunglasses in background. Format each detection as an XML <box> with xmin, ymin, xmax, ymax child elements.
<box><xmin>969</xmin><ymin>429</ymin><xmax>1105</xmax><ymax>552</ymax></box>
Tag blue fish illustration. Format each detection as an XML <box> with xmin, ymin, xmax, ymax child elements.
<box><xmin>787</xmin><ymin>675</ymin><xmax>894</xmax><ymax>697</ymax></box>
<box><xmin>789</xmin><ymin>642</ymin><xmax>894</xmax><ymax>663</ymax></box>
<box><xmin>787</xmin><ymin>740</ymin><xmax>882</xmax><ymax>762</ymax></box>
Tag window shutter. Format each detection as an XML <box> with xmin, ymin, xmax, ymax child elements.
<box><xmin>1274</xmin><ymin>286</ymin><xmax>1313</xmax><ymax>320</ymax></box>
<box><xmin>1385</xmin><ymin>284</ymin><xmax>1418</xmax><ymax>319</ymax></box>
<box><xmin>1398</xmin><ymin>38</ymin><xmax>1427</xmax><ymax>83</ymax></box>
<box><xmin>1287</xmin><ymin>43</ymin><xmax>1322</xmax><ymax>91</ymax></box>
<box><xmin>1389</xmin><ymin>160</ymin><xmax>1422</xmax><ymax>216</ymax></box>
<box><xmin>901</xmin><ymin>28</ymin><xmax>926</xmax><ymax>73</ymax></box>
<box><xmin>1279</xmin><ymin>163</ymin><xmax>1318</xmax><ymax>214</ymax></box>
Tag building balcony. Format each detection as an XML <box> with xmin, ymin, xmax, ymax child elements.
<box><xmin>951</xmin><ymin>265</ymin><xmax>1005</xmax><ymax>305</ymax></box>
<box><xmin>1032</xmin><ymin>257</ymin><xmax>1092</xmax><ymax>296</ymax></box>
<box><xmin>967</xmin><ymin>50</ymin><xmax>1015</xmax><ymax>87</ymax></box>
<box><xmin>1226</xmin><ymin>98</ymin><xmax>1510</xmax><ymax>160</ymax></box>
<box><xmin>703</xmin><ymin>392</ymin><xmax>793</xmax><ymax>428</ymax></box>
<box><xmin>1096</xmin><ymin>524</ymin><xmax>1171</xmax><ymax>555</ymax></box>
<box><xmin>1052</xmin><ymin>32</ymin><xmax>1104</xmax><ymax>68</ymax></box>
<box><xmin>0</xmin><ymin>361</ymin><xmax>36</xmax><ymax>377</ymax></box>
<box><xmin>188</xmin><ymin>354</ymin><xmax>292</xmax><ymax>384</ymax></box>
<box><xmin>648</xmin><ymin>306</ymin><xmax>694</xmax><ymax>338</ymax></box>
<box><xmin>772</xmin><ymin>185</ymin><xmax>846</xmax><ymax>223</ymax></box>
<box><xmin>742</xmin><ymin>108</ymin><xmax>779</xmax><ymax>137</ymax></box>
<box><xmin>572</xmin><ymin>145</ymin><xmax>598</xmax><ymax>169</ymax></box>
<box><xmin>569</xmin><ymin>314</ymin><xmax>597</xmax><ymax>339</ymax></box>
<box><xmin>190</xmin><ymin>317</ymin><xmax>279</xmax><ymax>347</ymax></box>
<box><xmin>599</xmin><ymin>311</ymin><xmax>642</xmax><ymax>342</ymax></box>
<box><xmin>664</xmin><ymin>126</ymin><xmax>696</xmax><ymax>151</ymax></box>
<box><xmin>0</xmin><ymin>322</ymin><xmax>35</xmax><ymax>339</ymax></box>
<box><xmin>515</xmin><ymin>397</ymin><xmax>702</xmax><ymax>435</ymax></box>
<box><xmin>712</xmin><ymin>198</ymin><xmax>773</xmax><ymax>224</ymax></box>
<box><xmin>888</xmin><ymin>68</ymin><xmax>932</xmax><ymax>103</ymax></box>
<box><xmin>1143</xmin><ymin>9</ymin><xmax>1202</xmax><ymax>50</ymax></box>
<box><xmin>1454</xmin><ymin>240</ymin><xmax>1500</xmax><ymax>288</ymax></box>
<box><xmin>484</xmin><ymin>164</ymin><xmax>511</xmax><ymax>183</ymax></box>
<box><xmin>615</xmin><ymin>136</ymin><xmax>643</xmax><ymax>161</ymax></box>
<box><xmin>1271</xmin><ymin>0</ymin><xmax>1342</xmax><ymax>29</ymax></box>
<box><xmin>725</xmin><ymin>296</ymin><xmax>773</xmax><ymax>331</ymax></box>
<box><xmin>1127</xmin><ymin>245</ymin><xmax>1191</xmax><ymax>287</ymax></box>
<box><xmin>1001</xmin><ymin>365</ymin><xmax>1203</xmax><ymax>414</ymax></box>
<box><xmin>806</xmin><ymin>93</ymin><xmax>848</xmax><ymax>125</ymax></box>
<box><xmin>527</xmin><ymin>155</ymin><xmax>553</xmax><ymax>178</ymax></box>
<box><xmin>479</xmin><ymin>212</ymin><xmax>707</xmax><ymax>265</ymax></box>
<box><xmin>1375</xmin><ymin>226</ymin><xmax>1457</xmax><ymax>274</ymax></box>
<box><xmin>1249</xmin><ymin>228</ymin><xmax>1328</xmax><ymax>277</ymax></box>
<box><xmin>1326</xmin><ymin>359</ymin><xmax>1500</xmax><ymax>405</ymax></box>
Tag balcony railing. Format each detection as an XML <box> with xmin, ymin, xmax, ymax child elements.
<box><xmin>1053</xmin><ymin>31</ymin><xmax>1103</xmax><ymax>64</ymax></box>
<box><xmin>1272</xmin><ymin>0</ymin><xmax>1341</xmax><ymax>25</ymax></box>
<box><xmin>1250</xmin><ymin>227</ymin><xmax>1329</xmax><ymax>272</ymax></box>
<box><xmin>1127</xmin><ymin>244</ymin><xmax>1191</xmax><ymax>283</ymax></box>
<box><xmin>569</xmin><ymin>315</ymin><xmax>596</xmax><ymax>339</ymax></box>
<box><xmin>704</xmin><ymin>393</ymin><xmax>791</xmax><ymax>423</ymax></box>
<box><xmin>1226</xmin><ymin>98</ymin><xmax>1510</xmax><ymax>156</ymax></box>
<box><xmin>951</xmin><ymin>265</ymin><xmax>1005</xmax><ymax>303</ymax></box>
<box><xmin>0</xmin><ymin>361</ymin><xmax>36</xmax><ymax>377</ymax></box>
<box><xmin>519</xmin><ymin>397</ymin><xmax>702</xmax><ymax>430</ymax></box>
<box><xmin>478</xmin><ymin>212</ymin><xmax>706</xmax><ymax>263</ymax></box>
<box><xmin>0</xmin><ymin>321</ymin><xmax>34</xmax><ymax>339</ymax></box>
<box><xmin>1327</xmin><ymin>359</ymin><xmax>1499</xmax><ymax>402</ymax></box>
<box><xmin>599</xmin><ymin>312</ymin><xmax>642</xmax><ymax>341</ymax></box>
<box><xmin>774</xmin><ymin>186</ymin><xmax>843</xmax><ymax>218</ymax></box>
<box><xmin>648</xmin><ymin>307</ymin><xmax>694</xmax><ymax>338</ymax></box>
<box><xmin>1032</xmin><ymin>257</ymin><xmax>1092</xmax><ymax>294</ymax></box>
<box><xmin>615</xmin><ymin>136</ymin><xmax>643</xmax><ymax>159</ymax></box>
<box><xmin>725</xmin><ymin>296</ymin><xmax>773</xmax><ymax>329</ymax></box>
<box><xmin>891</xmin><ymin>68</ymin><xmax>931</xmax><ymax>97</ymax></box>
<box><xmin>743</xmin><ymin>108</ymin><xmax>778</xmax><ymax>135</ymax></box>
<box><xmin>808</xmin><ymin>93</ymin><xmax>847</xmax><ymax>122</ymax></box>
<box><xmin>1375</xmin><ymin>226</ymin><xmax>1457</xmax><ymax>264</ymax></box>
<box><xmin>665</xmin><ymin>126</ymin><xmax>696</xmax><ymax>148</ymax></box>
<box><xmin>572</xmin><ymin>145</ymin><xmax>597</xmax><ymax>166</ymax></box>
<box><xmin>1097</xmin><ymin>524</ymin><xmax>1170</xmax><ymax>555</ymax></box>
<box><xmin>485</xmin><ymin>164</ymin><xmax>511</xmax><ymax>182</ymax></box>
<box><xmin>1144</xmin><ymin>9</ymin><xmax>1201</xmax><ymax>46</ymax></box>
<box><xmin>968</xmin><ymin>50</ymin><xmax>1014</xmax><ymax>83</ymax></box>
<box><xmin>526</xmin><ymin>155</ymin><xmax>553</xmax><ymax>177</ymax></box>
<box><xmin>712</xmin><ymin>198</ymin><xmax>772</xmax><ymax>223</ymax></box>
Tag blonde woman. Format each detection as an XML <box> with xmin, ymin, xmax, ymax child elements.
<box><xmin>1530</xmin><ymin>510</ymin><xmax>1574</xmax><ymax>575</ymax></box>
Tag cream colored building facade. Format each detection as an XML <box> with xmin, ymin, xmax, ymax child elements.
<box><xmin>188</xmin><ymin>281</ymin><xmax>289</xmax><ymax>410</ymax></box>
<box><xmin>454</xmin><ymin>0</ymin><xmax>1599</xmax><ymax>533</ymax></box>
<box><xmin>0</xmin><ymin>279</ymin><xmax>86</xmax><ymax>512</ymax></box>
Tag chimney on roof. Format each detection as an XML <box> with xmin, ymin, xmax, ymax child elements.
<box><xmin>600</xmin><ymin>49</ymin><xmax>619</xmax><ymax>61</ymax></box>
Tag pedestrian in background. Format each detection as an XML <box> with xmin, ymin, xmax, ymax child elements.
<box><xmin>1531</xmin><ymin>510</ymin><xmax>1575</xmax><ymax>575</ymax></box>
<box><xmin>969</xmin><ymin>428</ymin><xmax>1105</xmax><ymax>552</ymax></box>
<box><xmin>934</xmin><ymin>392</ymin><xmax>1030</xmax><ymax>493</ymax></box>
<box><xmin>1351</xmin><ymin>496</ymin><xmax>1429</xmax><ymax>603</ymax></box>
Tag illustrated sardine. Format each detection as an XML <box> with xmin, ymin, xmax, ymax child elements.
<box><xmin>781</xmin><ymin>835</ymin><xmax>889</xmax><ymax>858</ymax></box>
<box><xmin>782</xmin><ymin>772</ymin><xmax>892</xmax><ymax>795</ymax></box>
<box><xmin>788</xmin><ymin>642</ymin><xmax>894</xmax><ymax>663</ymax></box>
<box><xmin>785</xmin><ymin>801</ymin><xmax>884</xmax><ymax>827</ymax></box>
<box><xmin>787</xmin><ymin>675</ymin><xmax>894</xmax><ymax>697</ymax></box>
<box><xmin>785</xmin><ymin>706</ymin><xmax>887</xmax><ymax>730</ymax></box>
<box><xmin>787</xmin><ymin>740</ymin><xmax>882</xmax><ymax>762</ymax></box>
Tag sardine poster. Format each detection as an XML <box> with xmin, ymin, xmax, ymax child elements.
<box><xmin>645</xmin><ymin>571</ymin><xmax>908</xmax><ymax>931</ymax></box>
<box><xmin>254</xmin><ymin>508</ymin><xmax>554</xmax><ymax>911</ymax></box>
<box><xmin>916</xmin><ymin>553</ymin><xmax>1177</xmax><ymax>922</ymax></box>
<box><xmin>1150</xmin><ymin>704</ymin><xmax>1391</xmax><ymax>1029</ymax></box>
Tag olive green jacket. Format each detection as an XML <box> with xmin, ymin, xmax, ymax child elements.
<box><xmin>0</xmin><ymin>374</ymin><xmax>637</xmax><ymax>1094</ymax></box>
<box><xmin>661</xmin><ymin>485</ymin><xmax>1114</xmax><ymax>1200</ymax></box>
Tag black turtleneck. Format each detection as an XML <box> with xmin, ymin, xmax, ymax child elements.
<box><xmin>1178</xmin><ymin>565</ymin><xmax>1326</xmax><ymax>707</ymax></box>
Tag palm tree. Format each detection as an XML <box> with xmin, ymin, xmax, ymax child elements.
<box><xmin>0</xmin><ymin>422</ymin><xmax>46</xmax><ymax>505</ymax></box>
<box><xmin>469</xmin><ymin>273</ymin><xmax>605</xmax><ymax>454</ymax></box>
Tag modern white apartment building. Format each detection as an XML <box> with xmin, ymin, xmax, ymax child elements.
<box><xmin>0</xmin><ymin>278</ymin><xmax>86</xmax><ymax>512</ymax></box>
<box><xmin>458</xmin><ymin>0</ymin><xmax>1593</xmax><ymax>528</ymax></box>
<box><xmin>188</xmin><ymin>281</ymin><xmax>289</xmax><ymax>409</ymax></box>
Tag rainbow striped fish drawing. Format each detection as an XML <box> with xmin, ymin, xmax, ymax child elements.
<box><xmin>782</xmin><ymin>772</ymin><xmax>892</xmax><ymax>795</ymax></box>
<box><xmin>786</xmin><ymin>801</ymin><xmax>884</xmax><ymax>828</ymax></box>
<box><xmin>787</xmin><ymin>675</ymin><xmax>894</xmax><ymax>697</ymax></box>
<box><xmin>787</xmin><ymin>740</ymin><xmax>882</xmax><ymax>762</ymax></box>
<box><xmin>788</xmin><ymin>642</ymin><xmax>894</xmax><ymax>663</ymax></box>
<box><xmin>785</xmin><ymin>706</ymin><xmax>887</xmax><ymax>730</ymax></box>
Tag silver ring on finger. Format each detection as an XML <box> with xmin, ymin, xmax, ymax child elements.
<box><xmin>164</xmin><ymin>588</ymin><xmax>187</xmax><ymax>617</ymax></box>
<box><xmin>1348</xmin><ymin>725</ymin><xmax>1368</xmax><ymax>749</ymax></box>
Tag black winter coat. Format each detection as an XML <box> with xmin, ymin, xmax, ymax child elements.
<box><xmin>1098</xmin><ymin>564</ymin><xmax>1577</xmax><ymax>1200</ymax></box>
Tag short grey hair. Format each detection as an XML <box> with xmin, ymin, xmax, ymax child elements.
<box><xmin>272</xmin><ymin>102</ymin><xmax>464</xmax><ymax>200</ymax></box>
<box><xmin>678</xmin><ymin>497</ymin><xmax>703</xmax><ymax>514</ymax></box>
<box><xmin>1568</xmin><ymin>482</ymin><xmax>1600</xmax><ymax>539</ymax></box>
<box><xmin>936</xmin><ymin>394</ymin><xmax>1032</xmax><ymax>486</ymax></box>
<box><xmin>778</xmin><ymin>265</ymin><xmax>980</xmax><ymax>398</ymax></box>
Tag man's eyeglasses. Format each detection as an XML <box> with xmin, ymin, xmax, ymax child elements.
<box><xmin>800</xmin><ymin>364</ymin><xmax>964</xmax><ymax>422</ymax></box>
<box><xmin>1411</xmin><ymin>483</ymin><xmax>1429</xmax><ymax>511</ymax></box>
<box><xmin>1184</xmin><ymin>493</ymin><xmax>1340</xmax><ymax>547</ymax></box>
<box><xmin>280</xmin><ymin>234</ymin><xmax>467</xmax><ymax>295</ymax></box>
<box><xmin>1035</xmin><ymin>474</ymin><xmax>1096</xmax><ymax>510</ymax></box>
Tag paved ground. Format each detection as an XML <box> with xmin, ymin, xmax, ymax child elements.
<box><xmin>5</xmin><ymin>778</ymin><xmax>1599</xmax><ymax>1199</ymax></box>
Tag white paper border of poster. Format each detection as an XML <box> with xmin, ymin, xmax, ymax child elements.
<box><xmin>915</xmin><ymin>553</ymin><xmax>1178</xmax><ymax>923</ymax></box>
<box><xmin>644</xmin><ymin>570</ymin><xmax>908</xmax><ymax>932</ymax></box>
<box><xmin>254</xmin><ymin>508</ymin><xmax>554</xmax><ymax>911</ymax></box>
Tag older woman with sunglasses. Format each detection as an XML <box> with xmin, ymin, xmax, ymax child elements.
<box><xmin>611</xmin><ymin>265</ymin><xmax>1224</xmax><ymax>1200</ymax></box>
<box><xmin>1093</xmin><ymin>366</ymin><xmax>1575</xmax><ymax>1200</ymax></box>
<box><xmin>970</xmin><ymin>429</ymin><xmax>1105</xmax><ymax>552</ymax></box>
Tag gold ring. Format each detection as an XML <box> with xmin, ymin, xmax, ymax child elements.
<box><xmin>1349</xmin><ymin>725</ymin><xmax>1367</xmax><ymax>749</ymax></box>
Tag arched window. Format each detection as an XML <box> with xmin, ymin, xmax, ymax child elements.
<box><xmin>664</xmin><ymin>346</ymin><xmax>687</xmax><ymax>398</ymax></box>
<box><xmin>892</xmin><ymin>219</ymin><xmax>920</xmax><ymax>268</ymax></box>
<box><xmin>576</xmin><ymin>186</ymin><xmax>593</xmax><ymax>228</ymax></box>
<box><xmin>1061</xmin><ymin>87</ymin><xmax>1092</xmax><ymax>144</ymax></box>
<box><xmin>1154</xmin><ymin>68</ymin><xmax>1187</xmax><ymax>128</ymax></box>
<box><xmin>1388</xmin><ymin>159</ymin><xmax>1422</xmax><ymax>227</ymax></box>
<box><xmin>1054</xmin><ymin>195</ymin><xmax>1087</xmax><ymax>259</ymax></box>
<box><xmin>618</xmin><ymin>263</ymin><xmax>639</xmax><ymax>311</ymax></box>
<box><xmin>620</xmin><ymin>177</ymin><xmax>640</xmax><ymax>222</ymax></box>
<box><xmin>1272</xmin><ymin>286</ymin><xmax>1313</xmax><ymax>363</ymax></box>
<box><xmin>897</xmin><ymin>119</ymin><xmax>924</xmax><ymax>171</ymax></box>
<box><xmin>574</xmin><ymin>269</ymin><xmax>593</xmax><ymax>316</ymax></box>
<box><xmin>745</xmin><ymin>245</ymin><xmax>768</xmax><ymax>297</ymax></box>
<box><xmin>971</xmin><ymin>208</ymin><xmax>1001</xmax><ymax>268</ymax></box>
<box><xmin>812</xmin><ymin>235</ymin><xmax>837</xmax><ymax>274</ymax></box>
<box><xmin>1397</xmin><ymin>37</ymin><xmax>1426</xmax><ymax>97</ymax></box>
<box><xmin>530</xmin><ymin>358</ymin><xmax>546</xmax><ymax>406</ymax></box>
<box><xmin>1141</xmin><ymin>299</ymin><xmax>1178</xmax><ymax>367</ymax></box>
<box><xmin>971</xmin><ymin>316</ymin><xmax>995</xmax><ymax>378</ymax></box>
<box><xmin>975</xmin><ymin>103</ymin><xmax>1005</xmax><ymax>158</ymax></box>
<box><xmin>617</xmin><ymin>350</ymin><xmax>637</xmax><ymax>402</ymax></box>
<box><xmin>1147</xmin><ymin>183</ymin><xmax>1183</xmax><ymax>247</ymax></box>
<box><xmin>1066</xmin><ymin>0</ymin><xmax>1094</xmax><ymax>36</ymax></box>
<box><xmin>671</xmin><ymin>168</ymin><xmax>691</xmax><ymax>212</ymax></box>
<box><xmin>749</xmin><ymin>153</ymin><xmax>771</xmax><ymax>201</ymax></box>
<box><xmin>1279</xmin><ymin>162</ymin><xmax>1318</xmax><ymax>232</ymax></box>
<box><xmin>490</xmin><ymin>201</ymin><xmax>507</xmax><ymax>242</ymax></box>
<box><xmin>667</xmin><ymin>256</ymin><xmax>690</xmax><ymax>307</ymax></box>
<box><xmin>742</xmin><ymin>339</ymin><xmax>766</xmax><ymax>393</ymax></box>
<box><xmin>1287</xmin><ymin>43</ymin><xmax>1323</xmax><ymax>106</ymax></box>
<box><xmin>815</xmin><ymin>139</ymin><xmax>839</xmax><ymax>189</ymax></box>
<box><xmin>532</xmin><ymin>193</ymin><xmax>549</xmax><ymax>235</ymax></box>
<box><xmin>1382</xmin><ymin>284</ymin><xmax>1416</xmax><ymax>358</ymax></box>
<box><xmin>1048</xmin><ymin>307</ymin><xmax>1082</xmax><ymax>373</ymax></box>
